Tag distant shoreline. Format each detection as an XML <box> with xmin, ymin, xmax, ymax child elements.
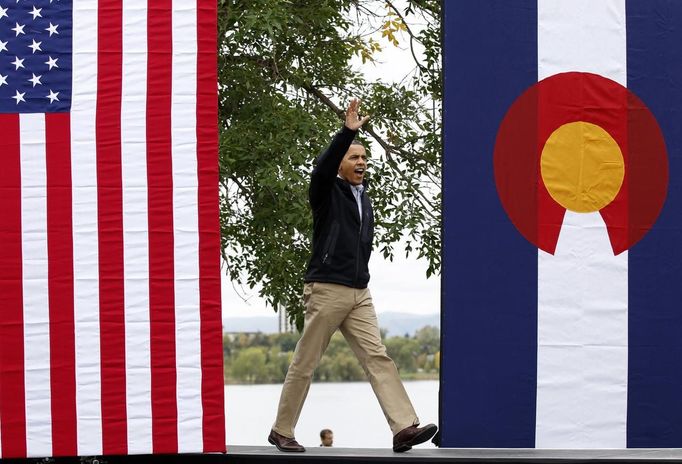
<box><xmin>224</xmin><ymin>372</ymin><xmax>438</xmax><ymax>386</ymax></box>
<box><xmin>223</xmin><ymin>325</ymin><xmax>440</xmax><ymax>385</ymax></box>
<box><xmin>223</xmin><ymin>311</ymin><xmax>440</xmax><ymax>336</ymax></box>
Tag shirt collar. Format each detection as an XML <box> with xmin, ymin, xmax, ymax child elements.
<box><xmin>337</xmin><ymin>174</ymin><xmax>365</xmax><ymax>193</ymax></box>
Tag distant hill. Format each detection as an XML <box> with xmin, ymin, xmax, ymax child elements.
<box><xmin>223</xmin><ymin>311</ymin><xmax>439</xmax><ymax>336</ymax></box>
<box><xmin>376</xmin><ymin>312</ymin><xmax>440</xmax><ymax>337</ymax></box>
<box><xmin>223</xmin><ymin>315</ymin><xmax>279</xmax><ymax>334</ymax></box>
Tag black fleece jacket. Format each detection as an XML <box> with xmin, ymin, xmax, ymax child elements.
<box><xmin>304</xmin><ymin>126</ymin><xmax>374</xmax><ymax>289</ymax></box>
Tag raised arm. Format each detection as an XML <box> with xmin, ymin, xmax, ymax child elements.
<box><xmin>309</xmin><ymin>98</ymin><xmax>370</xmax><ymax>210</ymax></box>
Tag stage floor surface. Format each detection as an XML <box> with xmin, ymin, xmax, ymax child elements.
<box><xmin>223</xmin><ymin>445</ymin><xmax>682</xmax><ymax>463</ymax></box>
<box><xmin>30</xmin><ymin>447</ymin><xmax>682</xmax><ymax>464</ymax></box>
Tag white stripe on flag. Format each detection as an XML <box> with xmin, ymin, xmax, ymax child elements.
<box><xmin>71</xmin><ymin>0</ymin><xmax>102</xmax><ymax>455</ymax></box>
<box><xmin>536</xmin><ymin>0</ymin><xmax>628</xmax><ymax>448</ymax></box>
<box><xmin>121</xmin><ymin>0</ymin><xmax>152</xmax><ymax>454</ymax></box>
<box><xmin>172</xmin><ymin>0</ymin><xmax>203</xmax><ymax>451</ymax></box>
<box><xmin>20</xmin><ymin>114</ymin><xmax>53</xmax><ymax>457</ymax></box>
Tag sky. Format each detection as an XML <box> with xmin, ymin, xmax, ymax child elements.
<box><xmin>221</xmin><ymin>3</ymin><xmax>440</xmax><ymax>324</ymax></box>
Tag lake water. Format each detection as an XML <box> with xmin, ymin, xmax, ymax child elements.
<box><xmin>225</xmin><ymin>380</ymin><xmax>439</xmax><ymax>449</ymax></box>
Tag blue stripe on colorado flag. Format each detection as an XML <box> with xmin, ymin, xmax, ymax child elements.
<box><xmin>441</xmin><ymin>0</ymin><xmax>538</xmax><ymax>448</ymax></box>
<box><xmin>626</xmin><ymin>0</ymin><xmax>682</xmax><ymax>448</ymax></box>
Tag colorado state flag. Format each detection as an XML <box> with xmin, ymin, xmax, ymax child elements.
<box><xmin>441</xmin><ymin>0</ymin><xmax>682</xmax><ymax>448</ymax></box>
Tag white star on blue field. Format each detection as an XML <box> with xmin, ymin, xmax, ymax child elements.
<box><xmin>0</xmin><ymin>0</ymin><xmax>71</xmax><ymax>113</ymax></box>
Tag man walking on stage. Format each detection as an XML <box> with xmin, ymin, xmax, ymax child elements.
<box><xmin>268</xmin><ymin>98</ymin><xmax>437</xmax><ymax>453</ymax></box>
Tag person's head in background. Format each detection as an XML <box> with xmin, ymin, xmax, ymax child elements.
<box><xmin>320</xmin><ymin>429</ymin><xmax>333</xmax><ymax>447</ymax></box>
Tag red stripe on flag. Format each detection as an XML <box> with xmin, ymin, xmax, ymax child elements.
<box><xmin>197</xmin><ymin>2</ymin><xmax>226</xmax><ymax>452</ymax></box>
<box><xmin>96</xmin><ymin>0</ymin><xmax>128</xmax><ymax>454</ymax></box>
<box><xmin>147</xmin><ymin>0</ymin><xmax>178</xmax><ymax>453</ymax></box>
<box><xmin>46</xmin><ymin>113</ymin><xmax>78</xmax><ymax>456</ymax></box>
<box><xmin>0</xmin><ymin>114</ymin><xmax>27</xmax><ymax>458</ymax></box>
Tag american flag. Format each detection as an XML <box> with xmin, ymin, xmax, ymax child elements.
<box><xmin>0</xmin><ymin>0</ymin><xmax>224</xmax><ymax>458</ymax></box>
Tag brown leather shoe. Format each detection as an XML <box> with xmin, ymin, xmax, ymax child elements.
<box><xmin>393</xmin><ymin>423</ymin><xmax>438</xmax><ymax>452</ymax></box>
<box><xmin>268</xmin><ymin>429</ymin><xmax>306</xmax><ymax>452</ymax></box>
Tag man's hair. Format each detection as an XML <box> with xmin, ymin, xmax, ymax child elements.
<box><xmin>320</xmin><ymin>429</ymin><xmax>333</xmax><ymax>438</ymax></box>
<box><xmin>350</xmin><ymin>139</ymin><xmax>364</xmax><ymax>146</ymax></box>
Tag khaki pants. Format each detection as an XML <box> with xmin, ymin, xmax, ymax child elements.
<box><xmin>272</xmin><ymin>282</ymin><xmax>419</xmax><ymax>438</ymax></box>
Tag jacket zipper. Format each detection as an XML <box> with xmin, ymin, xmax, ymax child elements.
<box><xmin>353</xmin><ymin>194</ymin><xmax>363</xmax><ymax>286</ymax></box>
<box><xmin>353</xmin><ymin>227</ymin><xmax>361</xmax><ymax>286</ymax></box>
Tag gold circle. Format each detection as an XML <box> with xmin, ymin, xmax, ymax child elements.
<box><xmin>540</xmin><ymin>121</ymin><xmax>625</xmax><ymax>213</ymax></box>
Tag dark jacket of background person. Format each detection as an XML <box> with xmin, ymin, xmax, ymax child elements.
<box><xmin>304</xmin><ymin>126</ymin><xmax>374</xmax><ymax>289</ymax></box>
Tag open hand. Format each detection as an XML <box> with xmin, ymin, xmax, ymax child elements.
<box><xmin>345</xmin><ymin>98</ymin><xmax>370</xmax><ymax>131</ymax></box>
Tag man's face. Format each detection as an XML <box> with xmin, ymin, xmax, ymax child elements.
<box><xmin>322</xmin><ymin>432</ymin><xmax>333</xmax><ymax>447</ymax></box>
<box><xmin>338</xmin><ymin>144</ymin><xmax>367</xmax><ymax>185</ymax></box>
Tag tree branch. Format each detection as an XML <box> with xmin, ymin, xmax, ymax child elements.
<box><xmin>408</xmin><ymin>0</ymin><xmax>440</xmax><ymax>20</ymax></box>
<box><xmin>303</xmin><ymin>83</ymin><xmax>401</xmax><ymax>158</ymax></box>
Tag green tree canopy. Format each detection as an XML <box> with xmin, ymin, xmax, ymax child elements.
<box><xmin>231</xmin><ymin>346</ymin><xmax>268</xmax><ymax>383</ymax></box>
<box><xmin>415</xmin><ymin>325</ymin><xmax>440</xmax><ymax>353</ymax></box>
<box><xmin>219</xmin><ymin>0</ymin><xmax>442</xmax><ymax>329</ymax></box>
<box><xmin>224</xmin><ymin>329</ymin><xmax>439</xmax><ymax>384</ymax></box>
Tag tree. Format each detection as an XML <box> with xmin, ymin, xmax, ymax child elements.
<box><xmin>272</xmin><ymin>332</ymin><xmax>300</xmax><ymax>352</ymax></box>
<box><xmin>330</xmin><ymin>352</ymin><xmax>366</xmax><ymax>381</ymax></box>
<box><xmin>315</xmin><ymin>332</ymin><xmax>365</xmax><ymax>381</ymax></box>
<box><xmin>385</xmin><ymin>336</ymin><xmax>418</xmax><ymax>372</ymax></box>
<box><xmin>266</xmin><ymin>347</ymin><xmax>293</xmax><ymax>383</ymax></box>
<box><xmin>415</xmin><ymin>325</ymin><xmax>440</xmax><ymax>354</ymax></box>
<box><xmin>231</xmin><ymin>346</ymin><xmax>268</xmax><ymax>383</ymax></box>
<box><xmin>219</xmin><ymin>0</ymin><xmax>442</xmax><ymax>330</ymax></box>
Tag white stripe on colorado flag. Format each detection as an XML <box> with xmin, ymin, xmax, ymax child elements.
<box><xmin>536</xmin><ymin>0</ymin><xmax>628</xmax><ymax>448</ymax></box>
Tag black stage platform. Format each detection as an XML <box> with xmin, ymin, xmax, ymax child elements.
<box><xmin>223</xmin><ymin>446</ymin><xmax>682</xmax><ymax>463</ymax></box>
<box><xmin>13</xmin><ymin>447</ymin><xmax>680</xmax><ymax>464</ymax></box>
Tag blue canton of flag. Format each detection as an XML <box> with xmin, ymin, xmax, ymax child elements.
<box><xmin>0</xmin><ymin>0</ymin><xmax>71</xmax><ymax>113</ymax></box>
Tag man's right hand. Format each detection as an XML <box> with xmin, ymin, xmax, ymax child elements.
<box><xmin>345</xmin><ymin>98</ymin><xmax>370</xmax><ymax>131</ymax></box>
